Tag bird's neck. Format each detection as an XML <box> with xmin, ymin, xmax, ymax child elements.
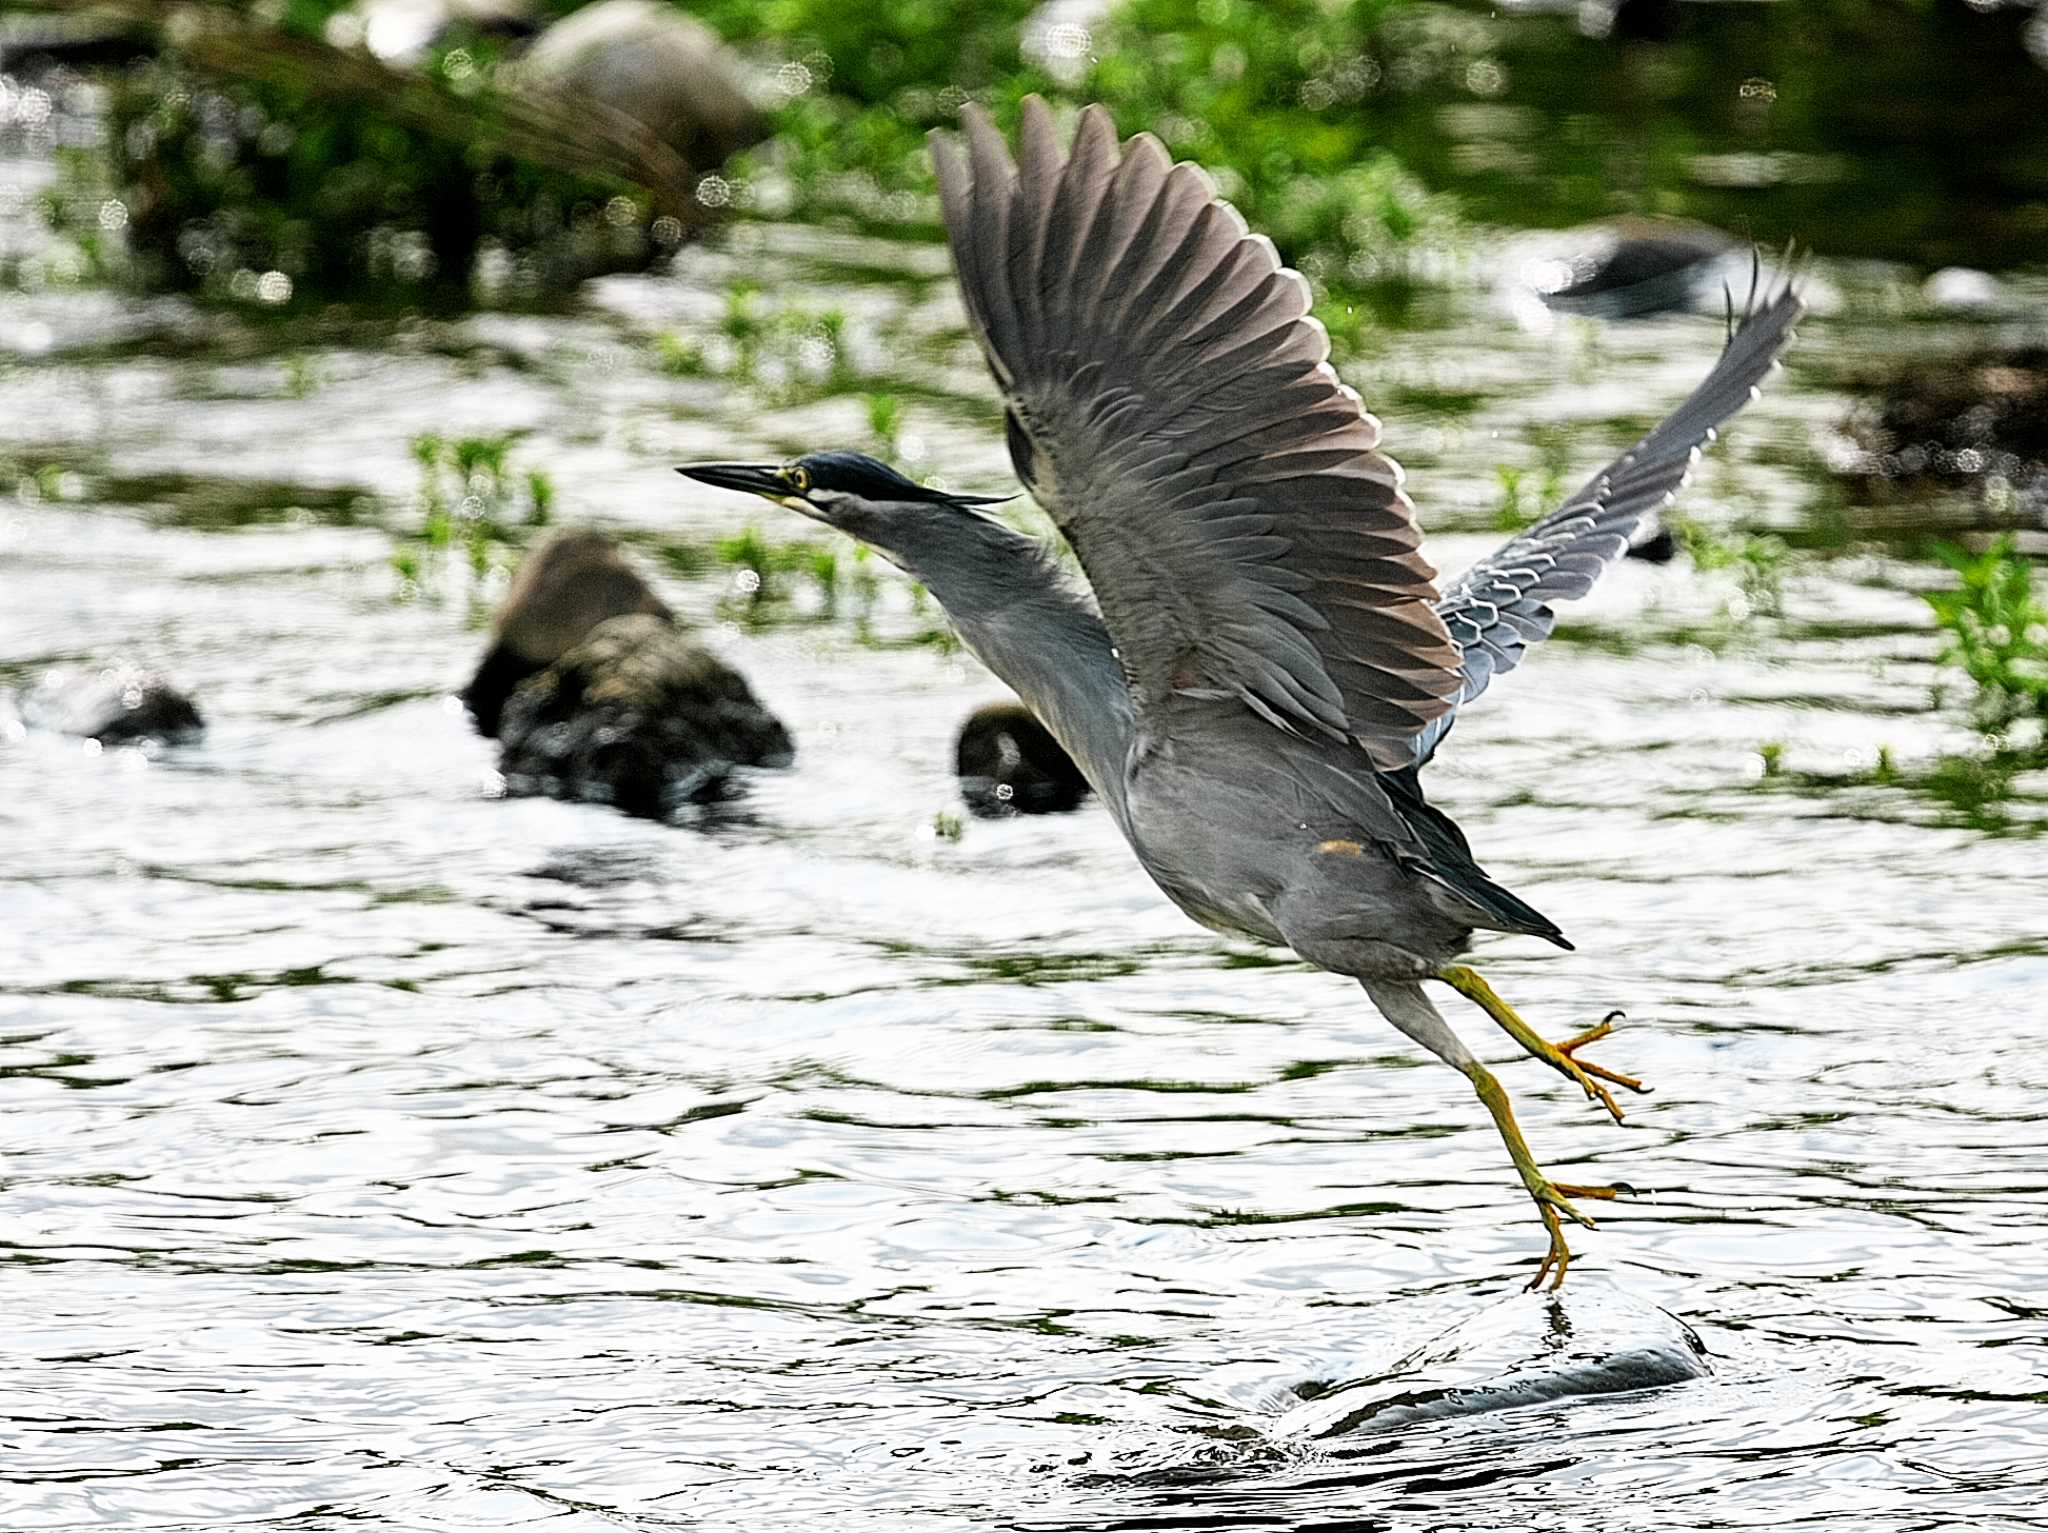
<box><xmin>860</xmin><ymin>509</ymin><xmax>1134</xmax><ymax>817</ymax></box>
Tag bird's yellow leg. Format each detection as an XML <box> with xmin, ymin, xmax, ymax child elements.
<box><xmin>1464</xmin><ymin>1061</ymin><xmax>1621</xmax><ymax>1291</ymax></box>
<box><xmin>1436</xmin><ymin>965</ymin><xmax>1649</xmax><ymax>1125</ymax></box>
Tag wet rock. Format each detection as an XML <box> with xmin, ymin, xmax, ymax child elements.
<box><xmin>955</xmin><ymin>700</ymin><xmax>1090</xmax><ymax>817</ymax></box>
<box><xmin>1278</xmin><ymin>1280</ymin><xmax>1709</xmax><ymax>1439</ymax></box>
<box><xmin>18</xmin><ymin>664</ymin><xmax>204</xmax><ymax>745</ymax></box>
<box><xmin>463</xmin><ymin>527</ymin><xmax>672</xmax><ymax>738</ymax></box>
<box><xmin>467</xmin><ymin>528</ymin><xmax>791</xmax><ymax>820</ymax></box>
<box><xmin>521</xmin><ymin>0</ymin><xmax>763</xmax><ymax>171</ymax></box>
<box><xmin>1536</xmin><ymin>217</ymin><xmax>1739</xmax><ymax>320</ymax></box>
<box><xmin>497</xmin><ymin>613</ymin><xmax>792</xmax><ymax>819</ymax></box>
<box><xmin>1837</xmin><ymin>344</ymin><xmax>2048</xmax><ymax>519</ymax></box>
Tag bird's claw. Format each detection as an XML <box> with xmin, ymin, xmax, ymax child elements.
<box><xmin>1526</xmin><ymin>1178</ymin><xmax>1624</xmax><ymax>1290</ymax></box>
<box><xmin>1435</xmin><ymin>971</ymin><xmax>1651</xmax><ymax>1126</ymax></box>
<box><xmin>1547</xmin><ymin>1011</ymin><xmax>1650</xmax><ymax>1124</ymax></box>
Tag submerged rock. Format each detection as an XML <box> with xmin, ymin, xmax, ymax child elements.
<box><xmin>497</xmin><ymin>613</ymin><xmax>792</xmax><ymax>818</ymax></box>
<box><xmin>467</xmin><ymin>528</ymin><xmax>791</xmax><ymax>820</ymax></box>
<box><xmin>955</xmin><ymin>700</ymin><xmax>1090</xmax><ymax>817</ymax></box>
<box><xmin>19</xmin><ymin>664</ymin><xmax>204</xmax><ymax>745</ymax></box>
<box><xmin>1536</xmin><ymin>217</ymin><xmax>1739</xmax><ymax>320</ymax></box>
<box><xmin>521</xmin><ymin>0</ymin><xmax>762</xmax><ymax>171</ymax></box>
<box><xmin>1278</xmin><ymin>1280</ymin><xmax>1709</xmax><ymax>1439</ymax></box>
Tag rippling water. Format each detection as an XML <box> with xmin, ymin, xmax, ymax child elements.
<box><xmin>5</xmin><ymin>193</ymin><xmax>2048</xmax><ymax>1527</ymax></box>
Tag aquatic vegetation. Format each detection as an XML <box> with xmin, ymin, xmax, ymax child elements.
<box><xmin>35</xmin><ymin>3</ymin><xmax>704</xmax><ymax>307</ymax></box>
<box><xmin>652</xmin><ymin>331</ymin><xmax>709</xmax><ymax>377</ymax></box>
<box><xmin>1923</xmin><ymin>536</ymin><xmax>2048</xmax><ymax>739</ymax></box>
<box><xmin>526</xmin><ymin>469</ymin><xmax>555</xmax><ymax>526</ymax></box>
<box><xmin>390</xmin><ymin>431</ymin><xmax>546</xmax><ymax>602</ymax></box>
<box><xmin>1751</xmin><ymin>541</ymin><xmax>2045</xmax><ymax>830</ymax></box>
<box><xmin>865</xmin><ymin>393</ymin><xmax>903</xmax><ymax>457</ymax></box>
<box><xmin>703</xmin><ymin>0</ymin><xmax>1040</xmax><ymax>225</ymax></box>
<box><xmin>1064</xmin><ymin>0</ymin><xmax>1458</xmax><ymax>291</ymax></box>
<box><xmin>1</xmin><ymin>453</ymin><xmax>76</xmax><ymax>505</ymax></box>
<box><xmin>31</xmin><ymin>0</ymin><xmax>1459</xmax><ymax>331</ymax></box>
<box><xmin>713</xmin><ymin>0</ymin><xmax>1459</xmax><ymax>342</ymax></box>
<box><xmin>1489</xmin><ymin>463</ymin><xmax>1563</xmax><ymax>534</ymax></box>
<box><xmin>282</xmin><ymin>353</ymin><xmax>321</xmax><ymax>398</ymax></box>
<box><xmin>1671</xmin><ymin>513</ymin><xmax>1793</xmax><ymax>619</ymax></box>
<box><xmin>709</xmin><ymin>523</ymin><xmax>838</xmax><ymax>623</ymax></box>
<box><xmin>650</xmin><ymin>278</ymin><xmax>865</xmax><ymax>401</ymax></box>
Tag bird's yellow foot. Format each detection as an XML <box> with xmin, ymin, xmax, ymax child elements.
<box><xmin>1520</xmin><ymin>1160</ymin><xmax>1625</xmax><ymax>1292</ymax></box>
<box><xmin>1465</xmin><ymin>1060</ymin><xmax>1626</xmax><ymax>1290</ymax></box>
<box><xmin>1437</xmin><ymin>966</ymin><xmax>1650</xmax><ymax>1125</ymax></box>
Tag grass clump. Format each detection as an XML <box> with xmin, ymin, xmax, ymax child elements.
<box><xmin>1673</xmin><ymin>514</ymin><xmax>1793</xmax><ymax>619</ymax></box>
<box><xmin>1924</xmin><ymin>536</ymin><xmax>2048</xmax><ymax>739</ymax></box>
<box><xmin>707</xmin><ymin>521</ymin><xmax>953</xmax><ymax>650</ymax></box>
<box><xmin>391</xmin><ymin>431</ymin><xmax>553</xmax><ymax>603</ymax></box>
<box><xmin>650</xmin><ymin>278</ymin><xmax>862</xmax><ymax>401</ymax></box>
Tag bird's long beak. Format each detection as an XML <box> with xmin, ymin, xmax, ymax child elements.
<box><xmin>675</xmin><ymin>462</ymin><xmax>793</xmax><ymax>501</ymax></box>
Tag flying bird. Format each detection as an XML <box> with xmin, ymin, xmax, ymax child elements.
<box><xmin>681</xmin><ymin>97</ymin><xmax>1802</xmax><ymax>1286</ymax></box>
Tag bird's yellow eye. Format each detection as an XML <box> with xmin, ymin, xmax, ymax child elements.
<box><xmin>784</xmin><ymin>465</ymin><xmax>811</xmax><ymax>493</ymax></box>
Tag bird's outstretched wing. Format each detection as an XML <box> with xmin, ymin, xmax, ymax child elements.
<box><xmin>932</xmin><ymin>97</ymin><xmax>1463</xmax><ymax>765</ymax></box>
<box><xmin>1409</xmin><ymin>263</ymin><xmax>1805</xmax><ymax>768</ymax></box>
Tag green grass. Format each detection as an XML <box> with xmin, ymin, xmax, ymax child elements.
<box><xmin>1672</xmin><ymin>513</ymin><xmax>1793</xmax><ymax>618</ymax></box>
<box><xmin>389</xmin><ymin>431</ymin><xmax>545</xmax><ymax>607</ymax></box>
<box><xmin>1924</xmin><ymin>535</ymin><xmax>2048</xmax><ymax>738</ymax></box>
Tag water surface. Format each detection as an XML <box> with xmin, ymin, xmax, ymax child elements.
<box><xmin>5</xmin><ymin>180</ymin><xmax>2048</xmax><ymax>1533</ymax></box>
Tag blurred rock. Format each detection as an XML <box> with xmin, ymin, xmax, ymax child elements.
<box><xmin>498</xmin><ymin>613</ymin><xmax>793</xmax><ymax>818</ymax></box>
<box><xmin>348</xmin><ymin>0</ymin><xmax>539</xmax><ymax>64</ymax></box>
<box><xmin>1536</xmin><ymin>217</ymin><xmax>1739</xmax><ymax>320</ymax></box>
<box><xmin>955</xmin><ymin>700</ymin><xmax>1089</xmax><ymax>817</ymax></box>
<box><xmin>19</xmin><ymin>664</ymin><xmax>204</xmax><ymax>745</ymax></box>
<box><xmin>467</xmin><ymin>528</ymin><xmax>791</xmax><ymax>820</ymax></box>
<box><xmin>1836</xmin><ymin>344</ymin><xmax>2048</xmax><ymax>520</ymax></box>
<box><xmin>1279</xmin><ymin>1280</ymin><xmax>1709</xmax><ymax>1439</ymax></box>
<box><xmin>521</xmin><ymin>0</ymin><xmax>763</xmax><ymax>171</ymax></box>
<box><xmin>1923</xmin><ymin>267</ymin><xmax>2008</xmax><ymax>313</ymax></box>
<box><xmin>464</xmin><ymin>527</ymin><xmax>671</xmax><ymax>737</ymax></box>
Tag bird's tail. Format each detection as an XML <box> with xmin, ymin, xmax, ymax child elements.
<box><xmin>1380</xmin><ymin>767</ymin><xmax>1572</xmax><ymax>949</ymax></box>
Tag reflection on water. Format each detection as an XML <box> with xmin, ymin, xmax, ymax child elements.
<box><xmin>1404</xmin><ymin>1</ymin><xmax>2048</xmax><ymax>272</ymax></box>
<box><xmin>5</xmin><ymin>93</ymin><xmax>2048</xmax><ymax>1533</ymax></box>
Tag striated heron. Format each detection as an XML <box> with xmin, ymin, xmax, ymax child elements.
<box><xmin>681</xmin><ymin>97</ymin><xmax>1802</xmax><ymax>1287</ymax></box>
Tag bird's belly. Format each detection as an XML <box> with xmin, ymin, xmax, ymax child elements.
<box><xmin>1124</xmin><ymin>766</ymin><xmax>1293</xmax><ymax>945</ymax></box>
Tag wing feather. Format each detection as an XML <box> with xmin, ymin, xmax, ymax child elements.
<box><xmin>1409</xmin><ymin>268</ymin><xmax>1805</xmax><ymax>767</ymax></box>
<box><xmin>934</xmin><ymin>97</ymin><xmax>1461</xmax><ymax>763</ymax></box>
